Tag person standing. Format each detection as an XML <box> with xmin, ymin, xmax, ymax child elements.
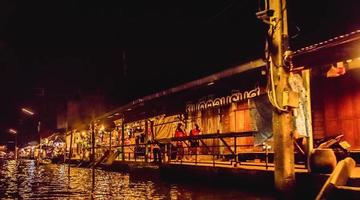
<box><xmin>189</xmin><ymin>124</ymin><xmax>201</xmax><ymax>156</ymax></box>
<box><xmin>174</xmin><ymin>123</ymin><xmax>186</xmax><ymax>160</ymax></box>
<box><xmin>152</xmin><ymin>141</ymin><xmax>162</xmax><ymax>164</ymax></box>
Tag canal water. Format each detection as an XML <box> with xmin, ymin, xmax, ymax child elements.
<box><xmin>0</xmin><ymin>159</ymin><xmax>276</xmax><ymax>199</ymax></box>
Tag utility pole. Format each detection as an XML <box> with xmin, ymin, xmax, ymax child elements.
<box><xmin>268</xmin><ymin>0</ymin><xmax>295</xmax><ymax>195</ymax></box>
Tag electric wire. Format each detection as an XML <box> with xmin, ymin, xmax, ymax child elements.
<box><xmin>263</xmin><ymin>0</ymin><xmax>288</xmax><ymax>112</ymax></box>
<box><xmin>207</xmin><ymin>0</ymin><xmax>235</xmax><ymax>23</ymax></box>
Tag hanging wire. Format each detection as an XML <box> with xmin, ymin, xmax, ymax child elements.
<box><xmin>263</xmin><ymin>0</ymin><xmax>288</xmax><ymax>112</ymax></box>
<box><xmin>207</xmin><ymin>0</ymin><xmax>235</xmax><ymax>23</ymax></box>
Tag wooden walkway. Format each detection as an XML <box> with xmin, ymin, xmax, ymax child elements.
<box><xmin>166</xmin><ymin>159</ymin><xmax>308</xmax><ymax>172</ymax></box>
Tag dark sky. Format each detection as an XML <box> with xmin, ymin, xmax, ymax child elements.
<box><xmin>1</xmin><ymin>0</ymin><xmax>360</xmax><ymax>144</ymax></box>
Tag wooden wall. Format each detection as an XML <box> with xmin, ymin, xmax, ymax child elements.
<box><xmin>187</xmin><ymin>101</ymin><xmax>255</xmax><ymax>153</ymax></box>
<box><xmin>312</xmin><ymin>69</ymin><xmax>360</xmax><ymax>149</ymax></box>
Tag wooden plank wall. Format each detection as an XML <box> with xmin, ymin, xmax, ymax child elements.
<box><xmin>312</xmin><ymin>69</ymin><xmax>360</xmax><ymax>149</ymax></box>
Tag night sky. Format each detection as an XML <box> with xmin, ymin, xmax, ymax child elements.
<box><xmin>1</xmin><ymin>0</ymin><xmax>359</xmax><ymax>144</ymax></box>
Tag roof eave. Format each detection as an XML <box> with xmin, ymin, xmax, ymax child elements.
<box><xmin>95</xmin><ymin>58</ymin><xmax>266</xmax><ymax>121</ymax></box>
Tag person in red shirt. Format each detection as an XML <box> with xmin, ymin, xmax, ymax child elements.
<box><xmin>190</xmin><ymin>124</ymin><xmax>201</xmax><ymax>136</ymax></box>
<box><xmin>189</xmin><ymin>124</ymin><xmax>201</xmax><ymax>155</ymax></box>
<box><xmin>174</xmin><ymin>123</ymin><xmax>186</xmax><ymax>160</ymax></box>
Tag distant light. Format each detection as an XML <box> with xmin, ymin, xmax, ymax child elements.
<box><xmin>126</xmin><ymin>108</ymin><xmax>132</xmax><ymax>111</ymax></box>
<box><xmin>9</xmin><ymin>128</ymin><xmax>18</xmax><ymax>134</ymax></box>
<box><xmin>346</xmin><ymin>59</ymin><xmax>352</xmax><ymax>63</ymax></box>
<box><xmin>207</xmin><ymin>82</ymin><xmax>215</xmax><ymax>86</ymax></box>
<box><xmin>114</xmin><ymin>113</ymin><xmax>120</xmax><ymax>116</ymax></box>
<box><xmin>326</xmin><ymin>63</ymin><xmax>346</xmax><ymax>78</ymax></box>
<box><xmin>100</xmin><ymin>125</ymin><xmax>105</xmax><ymax>131</ymax></box>
<box><xmin>21</xmin><ymin>108</ymin><xmax>35</xmax><ymax>115</ymax></box>
<box><xmin>107</xmin><ymin>115</ymin><xmax>113</xmax><ymax>119</ymax></box>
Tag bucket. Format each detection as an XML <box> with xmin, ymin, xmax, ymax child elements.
<box><xmin>309</xmin><ymin>148</ymin><xmax>337</xmax><ymax>173</ymax></box>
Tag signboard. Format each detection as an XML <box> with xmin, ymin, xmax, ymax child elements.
<box><xmin>186</xmin><ymin>86</ymin><xmax>261</xmax><ymax>113</ymax></box>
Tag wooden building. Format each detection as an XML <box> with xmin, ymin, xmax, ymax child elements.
<box><xmin>292</xmin><ymin>29</ymin><xmax>360</xmax><ymax>150</ymax></box>
<box><xmin>75</xmin><ymin>59</ymin><xmax>273</xmax><ymax>162</ymax></box>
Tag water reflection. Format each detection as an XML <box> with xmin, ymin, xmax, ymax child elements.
<box><xmin>0</xmin><ymin>159</ymin><xmax>275</xmax><ymax>199</ymax></box>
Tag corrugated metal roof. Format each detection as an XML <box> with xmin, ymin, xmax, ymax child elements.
<box><xmin>292</xmin><ymin>30</ymin><xmax>360</xmax><ymax>56</ymax></box>
<box><xmin>291</xmin><ymin>29</ymin><xmax>360</xmax><ymax>68</ymax></box>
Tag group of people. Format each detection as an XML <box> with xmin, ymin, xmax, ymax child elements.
<box><xmin>174</xmin><ymin>123</ymin><xmax>201</xmax><ymax>161</ymax></box>
<box><xmin>150</xmin><ymin>123</ymin><xmax>201</xmax><ymax>163</ymax></box>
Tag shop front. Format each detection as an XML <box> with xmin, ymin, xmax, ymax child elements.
<box><xmin>92</xmin><ymin>59</ymin><xmax>294</xmax><ymax>165</ymax></box>
<box><xmin>292</xmin><ymin>30</ymin><xmax>360</xmax><ymax>152</ymax></box>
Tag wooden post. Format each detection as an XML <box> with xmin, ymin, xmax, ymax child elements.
<box><xmin>265</xmin><ymin>143</ymin><xmax>269</xmax><ymax>170</ymax></box>
<box><xmin>121</xmin><ymin>119</ymin><xmax>125</xmax><ymax>161</ymax></box>
<box><xmin>14</xmin><ymin>133</ymin><xmax>18</xmax><ymax>160</ymax></box>
<box><xmin>269</xmin><ymin>0</ymin><xmax>295</xmax><ymax>193</ymax></box>
<box><xmin>68</xmin><ymin>130</ymin><xmax>73</xmax><ymax>175</ymax></box>
<box><xmin>109</xmin><ymin>130</ymin><xmax>112</xmax><ymax>152</ymax></box>
<box><xmin>145</xmin><ymin>120</ymin><xmax>149</xmax><ymax>162</ymax></box>
<box><xmin>234</xmin><ymin>136</ymin><xmax>237</xmax><ymax>167</ymax></box>
<box><xmin>150</xmin><ymin>120</ymin><xmax>155</xmax><ymax>141</ymax></box>
<box><xmin>64</xmin><ymin>122</ymin><xmax>68</xmax><ymax>163</ymax></box>
<box><xmin>168</xmin><ymin>144</ymin><xmax>171</xmax><ymax>163</ymax></box>
<box><xmin>91</xmin><ymin>121</ymin><xmax>95</xmax><ymax>162</ymax></box>
<box><xmin>212</xmin><ymin>138</ymin><xmax>215</xmax><ymax>167</ymax></box>
<box><xmin>38</xmin><ymin>121</ymin><xmax>41</xmax><ymax>160</ymax></box>
<box><xmin>302</xmin><ymin>69</ymin><xmax>313</xmax><ymax>171</ymax></box>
